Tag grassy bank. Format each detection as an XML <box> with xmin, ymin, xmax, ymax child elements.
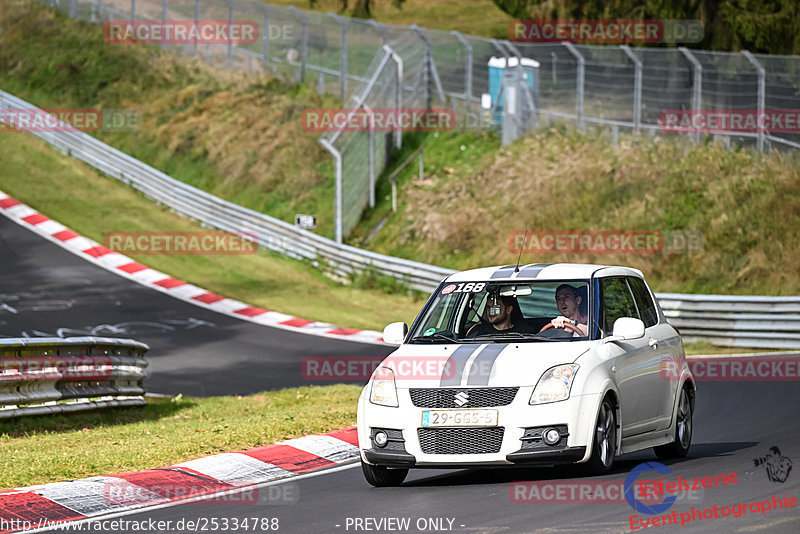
<box><xmin>354</xmin><ymin>127</ymin><xmax>800</xmax><ymax>296</ymax></box>
<box><xmin>0</xmin><ymin>386</ymin><xmax>361</xmax><ymax>489</ymax></box>
<box><xmin>0</xmin><ymin>1</ymin><xmax>342</xmax><ymax>239</ymax></box>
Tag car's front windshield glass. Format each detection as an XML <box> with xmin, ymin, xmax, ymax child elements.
<box><xmin>408</xmin><ymin>280</ymin><xmax>592</xmax><ymax>343</ymax></box>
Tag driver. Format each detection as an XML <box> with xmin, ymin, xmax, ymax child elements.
<box><xmin>551</xmin><ymin>284</ymin><xmax>589</xmax><ymax>336</ymax></box>
<box><xmin>467</xmin><ymin>289</ymin><xmax>534</xmax><ymax>337</ymax></box>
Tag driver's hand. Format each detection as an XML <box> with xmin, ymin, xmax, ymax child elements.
<box><xmin>552</xmin><ymin>316</ymin><xmax>573</xmax><ymax>328</ymax></box>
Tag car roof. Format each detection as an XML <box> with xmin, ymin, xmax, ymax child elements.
<box><xmin>443</xmin><ymin>263</ymin><xmax>644</xmax><ymax>283</ymax></box>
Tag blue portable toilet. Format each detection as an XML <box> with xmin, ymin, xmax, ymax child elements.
<box><xmin>488</xmin><ymin>56</ymin><xmax>539</xmax><ymax>123</ymax></box>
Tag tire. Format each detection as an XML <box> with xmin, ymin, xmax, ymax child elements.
<box><xmin>654</xmin><ymin>386</ymin><xmax>693</xmax><ymax>459</ymax></box>
<box><xmin>586</xmin><ymin>398</ymin><xmax>617</xmax><ymax>475</ymax></box>
<box><xmin>361</xmin><ymin>459</ymin><xmax>408</xmax><ymax>487</ymax></box>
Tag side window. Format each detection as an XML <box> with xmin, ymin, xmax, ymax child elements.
<box><xmin>628</xmin><ymin>277</ymin><xmax>658</xmax><ymax>328</ymax></box>
<box><xmin>601</xmin><ymin>278</ymin><xmax>639</xmax><ymax>335</ymax></box>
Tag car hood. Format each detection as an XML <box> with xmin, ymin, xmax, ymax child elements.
<box><xmin>380</xmin><ymin>341</ymin><xmax>592</xmax><ymax>388</ymax></box>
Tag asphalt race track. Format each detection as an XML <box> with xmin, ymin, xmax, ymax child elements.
<box><xmin>0</xmin><ymin>216</ymin><xmax>393</xmax><ymax>396</ymax></box>
<box><xmin>45</xmin><ymin>380</ymin><xmax>800</xmax><ymax>533</ymax></box>
<box><xmin>3</xmin><ymin>217</ymin><xmax>799</xmax><ymax>533</ymax></box>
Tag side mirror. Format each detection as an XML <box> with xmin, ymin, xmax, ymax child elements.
<box><xmin>611</xmin><ymin>317</ymin><xmax>646</xmax><ymax>340</ymax></box>
<box><xmin>382</xmin><ymin>322</ymin><xmax>408</xmax><ymax>345</ymax></box>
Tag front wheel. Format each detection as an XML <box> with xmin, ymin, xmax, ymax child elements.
<box><xmin>361</xmin><ymin>460</ymin><xmax>408</xmax><ymax>487</ymax></box>
<box><xmin>586</xmin><ymin>398</ymin><xmax>616</xmax><ymax>474</ymax></box>
<box><xmin>654</xmin><ymin>386</ymin><xmax>693</xmax><ymax>459</ymax></box>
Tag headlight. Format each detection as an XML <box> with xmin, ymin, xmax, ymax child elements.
<box><xmin>530</xmin><ymin>364</ymin><xmax>579</xmax><ymax>405</ymax></box>
<box><xmin>369</xmin><ymin>366</ymin><xmax>398</xmax><ymax>407</ymax></box>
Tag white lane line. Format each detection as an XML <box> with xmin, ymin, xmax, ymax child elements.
<box><xmin>20</xmin><ymin>462</ymin><xmax>361</xmax><ymax>534</ymax></box>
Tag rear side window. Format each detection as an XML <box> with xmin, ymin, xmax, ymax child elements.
<box><xmin>628</xmin><ymin>277</ymin><xmax>658</xmax><ymax>327</ymax></box>
<box><xmin>601</xmin><ymin>278</ymin><xmax>638</xmax><ymax>336</ymax></box>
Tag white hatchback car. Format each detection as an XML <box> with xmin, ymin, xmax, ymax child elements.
<box><xmin>357</xmin><ymin>263</ymin><xmax>695</xmax><ymax>486</ymax></box>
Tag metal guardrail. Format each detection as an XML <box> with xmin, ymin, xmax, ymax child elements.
<box><xmin>0</xmin><ymin>337</ymin><xmax>149</xmax><ymax>419</ymax></box>
<box><xmin>2</xmin><ymin>89</ymin><xmax>799</xmax><ymax>349</ymax></box>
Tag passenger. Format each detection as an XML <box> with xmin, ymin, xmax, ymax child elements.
<box><xmin>551</xmin><ymin>284</ymin><xmax>589</xmax><ymax>336</ymax></box>
<box><xmin>467</xmin><ymin>290</ymin><xmax>534</xmax><ymax>336</ymax></box>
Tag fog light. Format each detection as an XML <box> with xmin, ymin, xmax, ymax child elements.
<box><xmin>374</xmin><ymin>430</ymin><xmax>389</xmax><ymax>448</ymax></box>
<box><xmin>543</xmin><ymin>428</ymin><xmax>560</xmax><ymax>445</ymax></box>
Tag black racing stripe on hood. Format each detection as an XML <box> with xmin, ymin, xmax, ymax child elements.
<box><xmin>439</xmin><ymin>344</ymin><xmax>480</xmax><ymax>387</ymax></box>
<box><xmin>466</xmin><ymin>343</ymin><xmax>508</xmax><ymax>386</ymax></box>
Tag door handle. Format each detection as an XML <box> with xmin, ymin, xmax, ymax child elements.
<box><xmin>648</xmin><ymin>338</ymin><xmax>658</xmax><ymax>350</ymax></box>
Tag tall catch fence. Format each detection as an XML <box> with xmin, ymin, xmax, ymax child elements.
<box><xmin>40</xmin><ymin>0</ymin><xmax>800</xmax><ymax>240</ymax></box>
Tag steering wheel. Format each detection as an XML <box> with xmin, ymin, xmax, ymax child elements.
<box><xmin>539</xmin><ymin>321</ymin><xmax>585</xmax><ymax>336</ymax></box>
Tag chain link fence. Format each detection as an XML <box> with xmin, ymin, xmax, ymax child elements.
<box><xmin>41</xmin><ymin>0</ymin><xmax>800</xmax><ymax>240</ymax></box>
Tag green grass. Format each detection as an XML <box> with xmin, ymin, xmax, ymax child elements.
<box><xmin>0</xmin><ymin>385</ymin><xmax>361</xmax><ymax>490</ymax></box>
<box><xmin>0</xmin><ymin>132</ymin><xmax>427</xmax><ymax>331</ymax></box>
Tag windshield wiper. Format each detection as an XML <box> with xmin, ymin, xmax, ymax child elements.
<box><xmin>409</xmin><ymin>333</ymin><xmax>459</xmax><ymax>343</ymax></box>
<box><xmin>472</xmin><ymin>332</ymin><xmax>559</xmax><ymax>341</ymax></box>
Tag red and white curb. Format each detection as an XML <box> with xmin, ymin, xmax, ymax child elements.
<box><xmin>0</xmin><ymin>191</ymin><xmax>384</xmax><ymax>345</ymax></box>
<box><xmin>0</xmin><ymin>427</ymin><xmax>360</xmax><ymax>533</ymax></box>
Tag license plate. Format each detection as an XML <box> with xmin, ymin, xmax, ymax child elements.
<box><xmin>421</xmin><ymin>409</ymin><xmax>498</xmax><ymax>427</ymax></box>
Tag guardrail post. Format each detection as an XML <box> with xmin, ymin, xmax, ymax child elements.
<box><xmin>319</xmin><ymin>139</ymin><xmax>343</xmax><ymax>243</ymax></box>
<box><xmin>257</xmin><ymin>5</ymin><xmax>269</xmax><ymax>69</ymax></box>
<box><xmin>225</xmin><ymin>0</ymin><xmax>234</xmax><ymax>68</ymax></box>
<box><xmin>680</xmin><ymin>47</ymin><xmax>702</xmax><ymax>143</ymax></box>
<box><xmin>562</xmin><ymin>42</ymin><xmax>585</xmax><ymax>132</ymax></box>
<box><xmin>742</xmin><ymin>50</ymin><xmax>766</xmax><ymax>154</ymax></box>
<box><xmin>620</xmin><ymin>45</ymin><xmax>642</xmax><ymax>134</ymax></box>
<box><xmin>330</xmin><ymin>14</ymin><xmax>348</xmax><ymax>102</ymax></box>
<box><xmin>384</xmin><ymin>45</ymin><xmax>403</xmax><ymax>149</ymax></box>
<box><xmin>288</xmin><ymin>7</ymin><xmax>308</xmax><ymax>83</ymax></box>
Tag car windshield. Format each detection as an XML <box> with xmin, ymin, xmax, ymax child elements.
<box><xmin>409</xmin><ymin>280</ymin><xmax>592</xmax><ymax>343</ymax></box>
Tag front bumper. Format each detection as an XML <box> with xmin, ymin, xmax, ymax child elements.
<box><xmin>357</xmin><ymin>387</ymin><xmax>602</xmax><ymax>468</ymax></box>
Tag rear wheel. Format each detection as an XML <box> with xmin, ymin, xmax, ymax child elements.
<box><xmin>654</xmin><ymin>386</ymin><xmax>693</xmax><ymax>459</ymax></box>
<box><xmin>361</xmin><ymin>460</ymin><xmax>408</xmax><ymax>487</ymax></box>
<box><xmin>586</xmin><ymin>398</ymin><xmax>616</xmax><ymax>474</ymax></box>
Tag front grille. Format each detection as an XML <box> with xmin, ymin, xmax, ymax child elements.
<box><xmin>410</xmin><ymin>387</ymin><xmax>519</xmax><ymax>408</ymax></box>
<box><xmin>418</xmin><ymin>427</ymin><xmax>505</xmax><ymax>454</ymax></box>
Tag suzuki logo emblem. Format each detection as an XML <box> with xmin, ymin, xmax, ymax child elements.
<box><xmin>454</xmin><ymin>391</ymin><xmax>469</xmax><ymax>407</ymax></box>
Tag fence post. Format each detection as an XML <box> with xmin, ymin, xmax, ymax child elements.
<box><xmin>384</xmin><ymin>45</ymin><xmax>403</xmax><ymax>149</ymax></box>
<box><xmin>742</xmin><ymin>50</ymin><xmax>766</xmax><ymax>154</ymax></box>
<box><xmin>159</xmin><ymin>0</ymin><xmax>168</xmax><ymax>50</ymax></box>
<box><xmin>68</xmin><ymin>0</ymin><xmax>77</xmax><ymax>18</ymax></box>
<box><xmin>319</xmin><ymin>139</ymin><xmax>343</xmax><ymax>244</ymax></box>
<box><xmin>551</xmin><ymin>52</ymin><xmax>557</xmax><ymax>85</ymax></box>
<box><xmin>193</xmin><ymin>0</ymin><xmax>200</xmax><ymax>56</ymax></box>
<box><xmin>620</xmin><ymin>45</ymin><xmax>642</xmax><ymax>134</ymax></box>
<box><xmin>129</xmin><ymin>0</ymin><xmax>135</xmax><ymax>22</ymax></box>
<box><xmin>225</xmin><ymin>0</ymin><xmax>234</xmax><ymax>68</ymax></box>
<box><xmin>364</xmin><ymin>105</ymin><xmax>376</xmax><ymax>208</ymax></box>
<box><xmin>257</xmin><ymin>4</ymin><xmax>269</xmax><ymax>69</ymax></box>
<box><xmin>679</xmin><ymin>47</ymin><xmax>702</xmax><ymax>143</ymax></box>
<box><xmin>562</xmin><ymin>42</ymin><xmax>585</xmax><ymax>132</ymax></box>
<box><xmin>288</xmin><ymin>6</ymin><xmax>308</xmax><ymax>83</ymax></box>
<box><xmin>330</xmin><ymin>14</ymin><xmax>348</xmax><ymax>102</ymax></box>
<box><xmin>452</xmin><ymin>31</ymin><xmax>472</xmax><ymax>127</ymax></box>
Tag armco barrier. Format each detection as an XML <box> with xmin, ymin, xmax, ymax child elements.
<box><xmin>0</xmin><ymin>337</ymin><xmax>149</xmax><ymax>418</ymax></box>
<box><xmin>2</xmin><ymin>91</ymin><xmax>798</xmax><ymax>349</ymax></box>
